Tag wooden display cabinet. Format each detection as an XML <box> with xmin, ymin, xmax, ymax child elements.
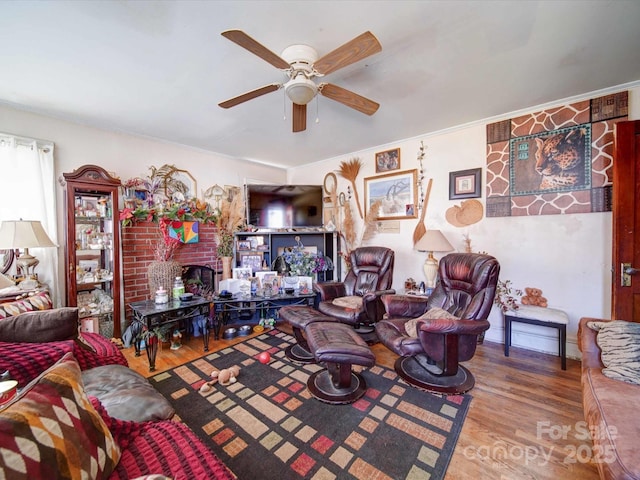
<box><xmin>62</xmin><ymin>165</ymin><xmax>122</xmax><ymax>338</ymax></box>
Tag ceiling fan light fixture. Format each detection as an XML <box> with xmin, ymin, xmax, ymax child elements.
<box><xmin>285</xmin><ymin>77</ymin><xmax>318</xmax><ymax>105</ymax></box>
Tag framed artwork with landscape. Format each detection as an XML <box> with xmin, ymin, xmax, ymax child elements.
<box><xmin>449</xmin><ymin>168</ymin><xmax>481</xmax><ymax>199</ymax></box>
<box><xmin>364</xmin><ymin>169</ymin><xmax>418</xmax><ymax>220</ymax></box>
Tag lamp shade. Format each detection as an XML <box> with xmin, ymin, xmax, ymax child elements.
<box><xmin>414</xmin><ymin>230</ymin><xmax>454</xmax><ymax>253</ymax></box>
<box><xmin>0</xmin><ymin>220</ymin><xmax>56</xmax><ymax>249</ymax></box>
<box><xmin>285</xmin><ymin>77</ymin><xmax>318</xmax><ymax>105</ymax></box>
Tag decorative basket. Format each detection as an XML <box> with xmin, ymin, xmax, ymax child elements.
<box><xmin>147</xmin><ymin>260</ymin><xmax>182</xmax><ymax>299</ymax></box>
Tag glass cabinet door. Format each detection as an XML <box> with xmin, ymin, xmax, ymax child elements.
<box><xmin>62</xmin><ymin>165</ymin><xmax>122</xmax><ymax>338</ymax></box>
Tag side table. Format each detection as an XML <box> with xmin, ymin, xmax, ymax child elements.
<box><xmin>504</xmin><ymin>304</ymin><xmax>568</xmax><ymax>370</ymax></box>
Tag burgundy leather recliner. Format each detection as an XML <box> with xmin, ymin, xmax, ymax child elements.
<box><xmin>315</xmin><ymin>246</ymin><xmax>395</xmax><ymax>331</ymax></box>
<box><xmin>376</xmin><ymin>253</ymin><xmax>499</xmax><ymax>394</ymax></box>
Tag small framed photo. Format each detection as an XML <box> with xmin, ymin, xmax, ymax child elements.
<box><xmin>233</xmin><ymin>267</ymin><xmax>252</xmax><ymax>280</ymax></box>
<box><xmin>237</xmin><ymin>240</ymin><xmax>251</xmax><ymax>251</ymax></box>
<box><xmin>255</xmin><ymin>271</ymin><xmax>277</xmax><ymax>288</ymax></box>
<box><xmin>375</xmin><ymin>148</ymin><xmax>401</xmax><ymax>173</ymax></box>
<box><xmin>449</xmin><ymin>168</ymin><xmax>482</xmax><ymax>199</ymax></box>
<box><xmin>240</xmin><ymin>253</ymin><xmax>263</xmax><ymax>273</ymax></box>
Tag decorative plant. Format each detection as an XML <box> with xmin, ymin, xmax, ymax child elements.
<box><xmin>282</xmin><ymin>236</ymin><xmax>331</xmax><ymax>276</ymax></box>
<box><xmin>140</xmin><ymin>323</ymin><xmax>175</xmax><ymax>343</ymax></box>
<box><xmin>151</xmin><ymin>218</ymin><xmax>182</xmax><ymax>261</ymax></box>
<box><xmin>338</xmin><ymin>157</ymin><xmax>363</xmax><ymax>219</ymax></box>
<box><xmin>338</xmin><ymin>199</ymin><xmax>382</xmax><ymax>269</ymax></box>
<box><xmin>494</xmin><ymin>279</ymin><xmax>523</xmax><ymax>313</ymax></box>
<box><xmin>119</xmin><ymin>165</ymin><xmax>218</xmax><ymax>227</ymax></box>
<box><xmin>214</xmin><ymin>193</ymin><xmax>245</xmax><ymax>257</ymax></box>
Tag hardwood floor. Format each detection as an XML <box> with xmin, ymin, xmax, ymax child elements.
<box><xmin>122</xmin><ymin>323</ymin><xmax>599</xmax><ymax>480</ymax></box>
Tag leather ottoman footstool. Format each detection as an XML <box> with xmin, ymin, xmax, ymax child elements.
<box><xmin>305</xmin><ymin>322</ymin><xmax>375</xmax><ymax>404</ymax></box>
<box><xmin>279</xmin><ymin>305</ymin><xmax>337</xmax><ymax>363</ymax></box>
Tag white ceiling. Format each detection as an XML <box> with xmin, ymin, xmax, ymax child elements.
<box><xmin>1</xmin><ymin>1</ymin><xmax>639</xmax><ymax>169</ymax></box>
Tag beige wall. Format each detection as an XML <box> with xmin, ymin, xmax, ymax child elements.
<box><xmin>1</xmin><ymin>82</ymin><xmax>639</xmax><ymax>358</ymax></box>
<box><xmin>289</xmin><ymin>84</ymin><xmax>640</xmax><ymax>358</ymax></box>
<box><xmin>0</xmin><ymin>103</ymin><xmax>287</xmax><ymax>307</ymax></box>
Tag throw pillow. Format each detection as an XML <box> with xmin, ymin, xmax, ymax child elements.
<box><xmin>405</xmin><ymin>307</ymin><xmax>459</xmax><ymax>338</ymax></box>
<box><xmin>332</xmin><ymin>295</ymin><xmax>363</xmax><ymax>310</ymax></box>
<box><xmin>0</xmin><ymin>352</ymin><xmax>121</xmax><ymax>479</ymax></box>
<box><xmin>0</xmin><ymin>291</ymin><xmax>53</xmax><ymax>320</ymax></box>
<box><xmin>0</xmin><ymin>307</ymin><xmax>95</xmax><ymax>352</ymax></box>
<box><xmin>587</xmin><ymin>320</ymin><xmax>640</xmax><ymax>385</ymax></box>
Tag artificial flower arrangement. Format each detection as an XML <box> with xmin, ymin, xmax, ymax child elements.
<box><xmin>119</xmin><ymin>165</ymin><xmax>219</xmax><ymax>227</ymax></box>
<box><xmin>119</xmin><ymin>198</ymin><xmax>217</xmax><ymax>227</ymax></box>
<box><xmin>153</xmin><ymin>218</ymin><xmax>183</xmax><ymax>261</ymax></box>
<box><xmin>494</xmin><ymin>279</ymin><xmax>523</xmax><ymax>313</ymax></box>
<box><xmin>282</xmin><ymin>236</ymin><xmax>332</xmax><ymax>276</ymax></box>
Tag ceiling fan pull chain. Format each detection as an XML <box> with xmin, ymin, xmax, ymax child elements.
<box><xmin>315</xmin><ymin>96</ymin><xmax>320</xmax><ymax>124</ymax></box>
<box><xmin>283</xmin><ymin>90</ymin><xmax>287</xmax><ymax>121</ymax></box>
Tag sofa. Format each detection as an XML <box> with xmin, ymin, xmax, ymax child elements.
<box><xmin>578</xmin><ymin>317</ymin><xmax>640</xmax><ymax>480</ymax></box>
<box><xmin>0</xmin><ymin>298</ymin><xmax>235</xmax><ymax>480</ymax></box>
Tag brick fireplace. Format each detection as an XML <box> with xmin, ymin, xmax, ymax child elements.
<box><xmin>121</xmin><ymin>221</ymin><xmax>220</xmax><ymax>325</ymax></box>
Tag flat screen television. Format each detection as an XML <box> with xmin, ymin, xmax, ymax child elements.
<box><xmin>245</xmin><ymin>184</ymin><xmax>324</xmax><ymax>229</ymax></box>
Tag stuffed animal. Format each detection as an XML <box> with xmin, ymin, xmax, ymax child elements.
<box><xmin>199</xmin><ymin>365</ymin><xmax>241</xmax><ymax>393</ymax></box>
<box><xmin>520</xmin><ymin>287</ymin><xmax>548</xmax><ymax>308</ymax></box>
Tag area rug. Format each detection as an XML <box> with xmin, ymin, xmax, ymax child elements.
<box><xmin>151</xmin><ymin>329</ymin><xmax>471</xmax><ymax>480</ymax></box>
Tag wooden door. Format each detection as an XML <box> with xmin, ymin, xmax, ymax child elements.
<box><xmin>612</xmin><ymin>120</ymin><xmax>640</xmax><ymax>321</ymax></box>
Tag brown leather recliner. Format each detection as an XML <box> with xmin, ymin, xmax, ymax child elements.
<box><xmin>376</xmin><ymin>253</ymin><xmax>499</xmax><ymax>394</ymax></box>
<box><xmin>315</xmin><ymin>246</ymin><xmax>395</xmax><ymax>331</ymax></box>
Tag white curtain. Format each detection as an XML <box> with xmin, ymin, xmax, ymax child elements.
<box><xmin>0</xmin><ymin>134</ymin><xmax>59</xmax><ymax>305</ymax></box>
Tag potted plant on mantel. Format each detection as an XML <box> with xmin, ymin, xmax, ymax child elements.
<box><xmin>215</xmin><ymin>194</ymin><xmax>245</xmax><ymax>280</ymax></box>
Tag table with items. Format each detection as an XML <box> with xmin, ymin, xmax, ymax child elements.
<box><xmin>129</xmin><ymin>296</ymin><xmax>211</xmax><ymax>371</ymax></box>
<box><xmin>211</xmin><ymin>291</ymin><xmax>316</xmax><ymax>340</ymax></box>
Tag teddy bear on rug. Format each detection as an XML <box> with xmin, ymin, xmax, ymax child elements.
<box><xmin>199</xmin><ymin>365</ymin><xmax>241</xmax><ymax>393</ymax></box>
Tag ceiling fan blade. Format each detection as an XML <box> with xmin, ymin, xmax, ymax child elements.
<box><xmin>320</xmin><ymin>83</ymin><xmax>379</xmax><ymax>116</ymax></box>
<box><xmin>313</xmin><ymin>31</ymin><xmax>381</xmax><ymax>76</ymax></box>
<box><xmin>292</xmin><ymin>103</ymin><xmax>307</xmax><ymax>132</ymax></box>
<box><xmin>218</xmin><ymin>84</ymin><xmax>281</xmax><ymax>109</ymax></box>
<box><xmin>221</xmin><ymin>30</ymin><xmax>290</xmax><ymax>70</ymax></box>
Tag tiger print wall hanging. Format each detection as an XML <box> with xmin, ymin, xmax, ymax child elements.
<box><xmin>486</xmin><ymin>91</ymin><xmax>628</xmax><ymax>217</ymax></box>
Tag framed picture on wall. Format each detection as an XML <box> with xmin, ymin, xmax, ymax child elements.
<box><xmin>375</xmin><ymin>148</ymin><xmax>401</xmax><ymax>173</ymax></box>
<box><xmin>237</xmin><ymin>240</ymin><xmax>251</xmax><ymax>251</ymax></box>
<box><xmin>364</xmin><ymin>169</ymin><xmax>418</xmax><ymax>220</ymax></box>
<box><xmin>449</xmin><ymin>168</ymin><xmax>482</xmax><ymax>199</ymax></box>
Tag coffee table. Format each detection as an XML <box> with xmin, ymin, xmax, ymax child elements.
<box><xmin>129</xmin><ymin>296</ymin><xmax>211</xmax><ymax>371</ymax></box>
<box><xmin>211</xmin><ymin>291</ymin><xmax>316</xmax><ymax>340</ymax></box>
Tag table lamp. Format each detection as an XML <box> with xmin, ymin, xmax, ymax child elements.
<box><xmin>414</xmin><ymin>230</ymin><xmax>454</xmax><ymax>289</ymax></box>
<box><xmin>0</xmin><ymin>220</ymin><xmax>57</xmax><ymax>283</ymax></box>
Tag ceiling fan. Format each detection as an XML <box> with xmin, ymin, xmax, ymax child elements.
<box><xmin>218</xmin><ymin>30</ymin><xmax>382</xmax><ymax>132</ymax></box>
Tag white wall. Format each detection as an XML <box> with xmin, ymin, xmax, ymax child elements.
<box><xmin>2</xmin><ymin>84</ymin><xmax>638</xmax><ymax>358</ymax></box>
<box><xmin>0</xmin><ymin>104</ymin><xmax>287</xmax><ymax>304</ymax></box>
<box><xmin>289</xmin><ymin>85</ymin><xmax>640</xmax><ymax>359</ymax></box>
